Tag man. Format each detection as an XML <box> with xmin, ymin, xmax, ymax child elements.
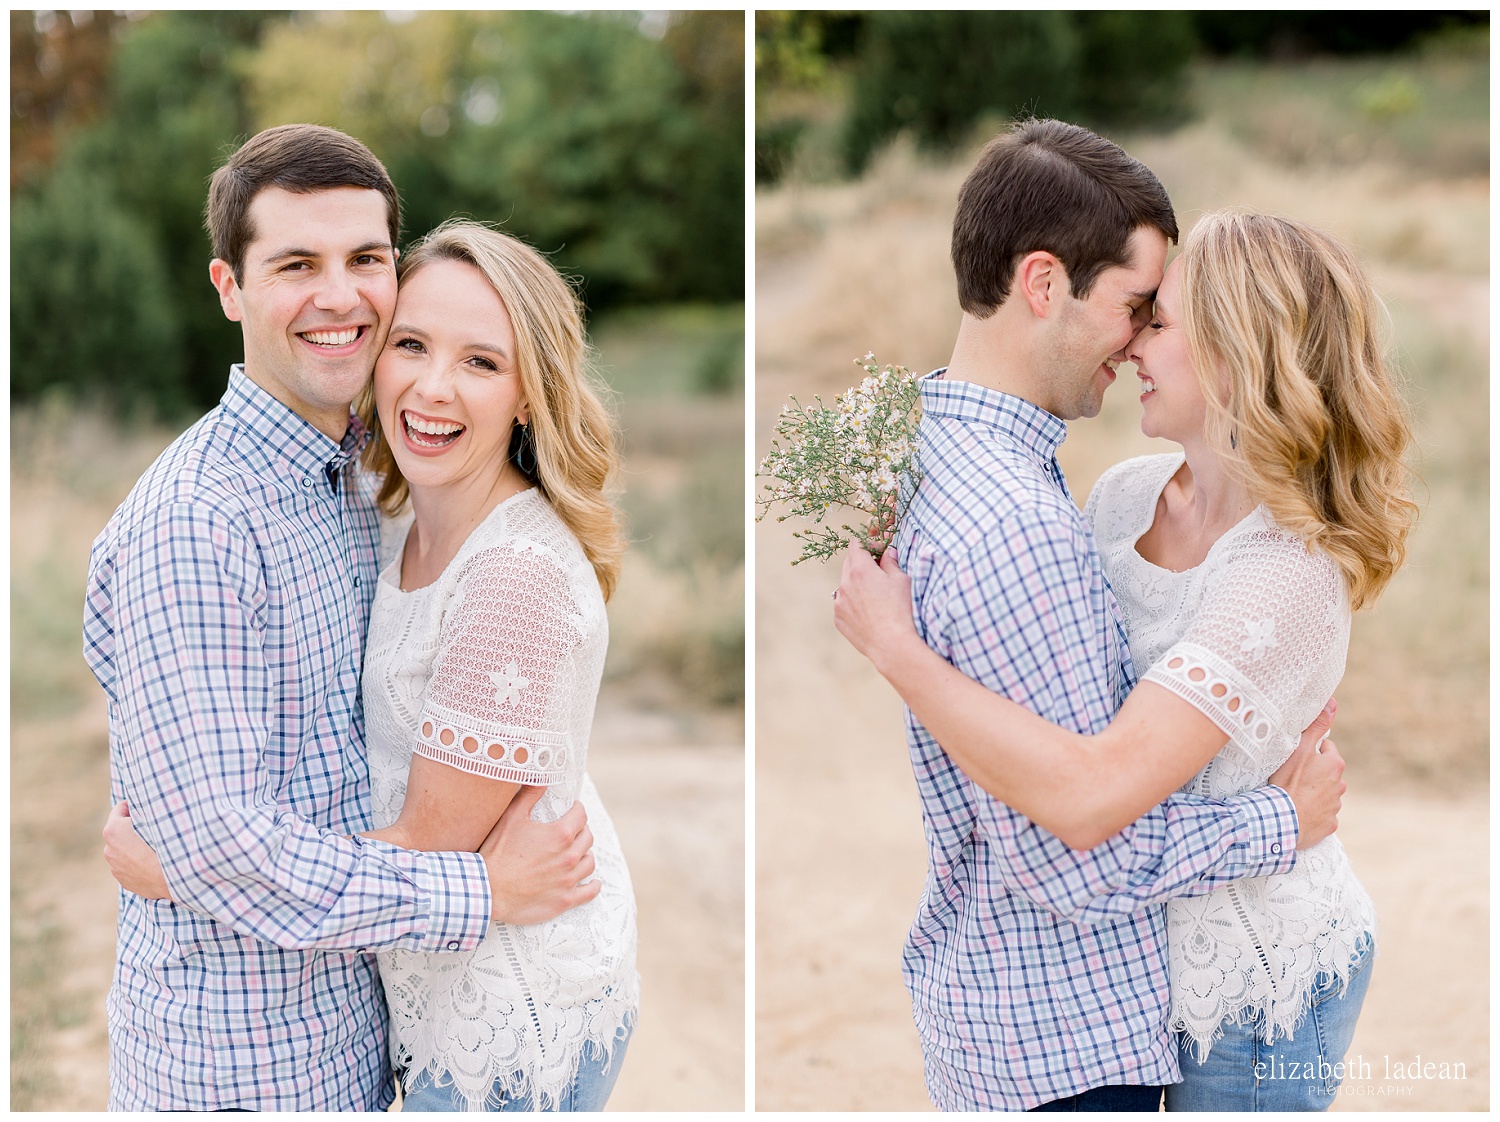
<box><xmin>85</xmin><ymin>124</ymin><xmax>595</xmax><ymax>1111</ymax></box>
<box><xmin>840</xmin><ymin>119</ymin><xmax>1345</xmax><ymax>1111</ymax></box>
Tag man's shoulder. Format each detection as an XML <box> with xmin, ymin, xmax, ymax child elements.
<box><xmin>912</xmin><ymin>432</ymin><xmax>1085</xmax><ymax>557</ymax></box>
<box><xmin>100</xmin><ymin>407</ymin><xmax>261</xmax><ymax>547</ymax></box>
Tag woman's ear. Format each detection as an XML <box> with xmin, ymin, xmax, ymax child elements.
<box><xmin>516</xmin><ymin>400</ymin><xmax>531</xmax><ymax>426</ymax></box>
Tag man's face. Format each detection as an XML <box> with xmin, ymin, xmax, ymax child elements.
<box><xmin>210</xmin><ymin>186</ymin><xmax>397</xmax><ymax>438</ymax></box>
<box><xmin>1043</xmin><ymin>226</ymin><xmax>1169</xmax><ymax>420</ymax></box>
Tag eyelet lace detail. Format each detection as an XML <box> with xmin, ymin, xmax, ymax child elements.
<box><xmin>365</xmin><ymin>492</ymin><xmax>638</xmax><ymax>1111</ymax></box>
<box><xmin>1086</xmin><ymin>454</ymin><xmax>1374</xmax><ymax>1060</ymax></box>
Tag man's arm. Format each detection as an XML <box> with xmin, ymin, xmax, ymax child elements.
<box><xmin>927</xmin><ymin>510</ymin><xmax>1302</xmax><ymax>926</ymax></box>
<box><xmin>104</xmin><ymin>786</ymin><xmax>600</xmax><ymax>926</ymax></box>
<box><xmin>108</xmin><ymin>500</ymin><xmax>492</xmax><ymax>951</ymax></box>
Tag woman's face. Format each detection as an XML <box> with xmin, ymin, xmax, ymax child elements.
<box><xmin>1125</xmin><ymin>257</ymin><xmax>1208</xmax><ymax>445</ymax></box>
<box><xmin>374</xmin><ymin>258</ymin><xmax>529</xmax><ymax>498</ymax></box>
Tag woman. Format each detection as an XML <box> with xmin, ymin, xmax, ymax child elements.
<box><xmin>108</xmin><ymin>220</ymin><xmax>639</xmax><ymax>1112</ymax></box>
<box><xmin>834</xmin><ymin>211</ymin><xmax>1415</xmax><ymax>1110</ymax></box>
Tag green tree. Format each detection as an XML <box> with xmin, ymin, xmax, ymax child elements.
<box><xmin>11</xmin><ymin>168</ymin><xmax>184</xmax><ymax>409</ymax></box>
<box><xmin>245</xmin><ymin>11</ymin><xmax>743</xmax><ymax>308</ymax></box>
<box><xmin>840</xmin><ymin>11</ymin><xmax>1197</xmax><ymax>174</ymax></box>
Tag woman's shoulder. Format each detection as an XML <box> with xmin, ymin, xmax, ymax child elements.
<box><xmin>377</xmin><ymin>507</ymin><xmax>415</xmax><ymax>572</ymax></box>
<box><xmin>1208</xmin><ymin>513</ymin><xmax>1349</xmax><ymax>611</ymax></box>
<box><xmin>455</xmin><ymin>491</ymin><xmax>597</xmax><ymax>605</ymax></box>
<box><xmin>1085</xmin><ymin>452</ymin><xmax>1184</xmax><ymax>539</ymax></box>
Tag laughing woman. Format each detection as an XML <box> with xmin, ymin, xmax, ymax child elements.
<box><xmin>835</xmin><ymin>212</ymin><xmax>1415</xmax><ymax>1111</ymax></box>
<box><xmin>107</xmin><ymin>220</ymin><xmax>639</xmax><ymax>1112</ymax></box>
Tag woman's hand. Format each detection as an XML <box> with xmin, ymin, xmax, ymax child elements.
<box><xmin>833</xmin><ymin>546</ymin><xmax>922</xmax><ymax>676</ymax></box>
<box><xmin>103</xmin><ymin>801</ymin><xmax>172</xmax><ymax>900</ymax></box>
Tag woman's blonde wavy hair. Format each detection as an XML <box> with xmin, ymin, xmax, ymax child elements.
<box><xmin>359</xmin><ymin>219</ymin><xmax>624</xmax><ymax>600</ymax></box>
<box><xmin>1178</xmin><ymin>210</ymin><xmax>1417</xmax><ymax>609</ymax></box>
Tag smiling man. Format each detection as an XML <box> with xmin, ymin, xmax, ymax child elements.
<box><xmin>879</xmin><ymin>119</ymin><xmax>1329</xmax><ymax>1111</ymax></box>
<box><xmin>83</xmin><ymin>125</ymin><xmax>596</xmax><ymax>1111</ymax></box>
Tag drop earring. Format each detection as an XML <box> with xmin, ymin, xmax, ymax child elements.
<box><xmin>508</xmin><ymin>421</ymin><xmax>539</xmax><ymax>478</ymax></box>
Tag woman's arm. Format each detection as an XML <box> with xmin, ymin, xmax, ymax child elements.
<box><xmin>103</xmin><ymin>801</ymin><xmax>172</xmax><ymax>898</ymax></box>
<box><xmin>834</xmin><ymin>546</ymin><xmax>1332</xmax><ymax>849</ymax></box>
<box><xmin>362</xmin><ymin>756</ymin><xmax>521</xmax><ymax>852</ymax></box>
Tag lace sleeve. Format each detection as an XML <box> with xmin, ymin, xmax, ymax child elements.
<box><xmin>1142</xmin><ymin>526</ymin><xmax>1349</xmax><ymax>761</ymax></box>
<box><xmin>415</xmin><ymin>542</ymin><xmax>583</xmax><ymax>784</ymax></box>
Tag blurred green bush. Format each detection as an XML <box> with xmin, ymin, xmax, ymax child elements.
<box><xmin>843</xmin><ymin>12</ymin><xmax>1200</xmax><ymax>173</ymax></box>
<box><xmin>756</xmin><ymin>10</ymin><xmax>1488</xmax><ymax>183</ymax></box>
<box><xmin>11</xmin><ymin>10</ymin><xmax>744</xmax><ymax>417</ymax></box>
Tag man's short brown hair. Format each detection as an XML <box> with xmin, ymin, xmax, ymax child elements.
<box><xmin>952</xmin><ymin>118</ymin><xmax>1178</xmax><ymax>317</ymax></box>
<box><xmin>205</xmin><ymin>124</ymin><xmax>400</xmax><ymax>282</ymax></box>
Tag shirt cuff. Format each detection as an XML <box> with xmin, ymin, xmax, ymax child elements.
<box><xmin>360</xmin><ymin>839</ymin><xmax>492</xmax><ymax>952</ymax></box>
<box><xmin>1225</xmin><ymin>786</ymin><xmax>1300</xmax><ymax>876</ymax></box>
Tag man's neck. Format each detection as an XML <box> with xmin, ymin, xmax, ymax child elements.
<box><xmin>239</xmin><ymin>363</ymin><xmax>353</xmax><ymax>442</ymax></box>
<box><xmin>943</xmin><ymin>309</ymin><xmax>1055</xmax><ymax>414</ymax></box>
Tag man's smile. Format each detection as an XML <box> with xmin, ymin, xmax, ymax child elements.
<box><xmin>297</xmin><ymin>325</ymin><xmax>367</xmax><ymax>351</ymax></box>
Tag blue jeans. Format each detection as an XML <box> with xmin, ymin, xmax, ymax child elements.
<box><xmin>401</xmin><ymin>1026</ymin><xmax>633</xmax><ymax>1113</ymax></box>
<box><xmin>1165</xmin><ymin>934</ymin><xmax>1374</xmax><ymax>1112</ymax></box>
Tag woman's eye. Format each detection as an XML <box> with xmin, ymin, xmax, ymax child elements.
<box><xmin>1150</xmin><ymin>321</ymin><xmax>1164</xmax><ymax>331</ymax></box>
<box><xmin>394</xmin><ymin>338</ymin><xmax>423</xmax><ymax>353</ymax></box>
<box><xmin>469</xmin><ymin>356</ymin><xmax>498</xmax><ymax>372</ymax></box>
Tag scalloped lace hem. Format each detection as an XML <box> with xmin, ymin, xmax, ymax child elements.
<box><xmin>395</xmin><ymin>1003</ymin><xmax>637</xmax><ymax>1113</ymax></box>
<box><xmin>1173</xmin><ymin>929</ymin><xmax>1374</xmax><ymax>1062</ymax></box>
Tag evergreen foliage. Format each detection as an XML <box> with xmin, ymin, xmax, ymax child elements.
<box><xmin>11</xmin><ymin>10</ymin><xmax>744</xmax><ymax>415</ymax></box>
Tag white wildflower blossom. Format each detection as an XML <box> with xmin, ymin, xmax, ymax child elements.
<box><xmin>755</xmin><ymin>354</ymin><xmax>924</xmax><ymax>565</ymax></box>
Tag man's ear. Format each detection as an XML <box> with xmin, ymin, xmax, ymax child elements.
<box><xmin>208</xmin><ymin>259</ymin><xmax>244</xmax><ymax>323</ymax></box>
<box><xmin>1014</xmin><ymin>250</ymin><xmax>1070</xmax><ymax>321</ymax></box>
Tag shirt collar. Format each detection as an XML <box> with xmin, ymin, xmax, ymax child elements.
<box><xmin>919</xmin><ymin>368</ymin><xmax>1068</xmax><ymax>462</ymax></box>
<box><xmin>221</xmin><ymin>365</ymin><xmax>368</xmax><ymax>490</ymax></box>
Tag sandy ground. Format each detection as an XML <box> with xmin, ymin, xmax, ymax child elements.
<box><xmin>754</xmin><ymin>515</ymin><xmax>1487</xmax><ymax>1110</ymax></box>
<box><xmin>13</xmin><ymin>692</ymin><xmax>745</xmax><ymax>1111</ymax></box>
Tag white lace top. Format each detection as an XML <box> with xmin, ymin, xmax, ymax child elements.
<box><xmin>365</xmin><ymin>489</ymin><xmax>638</xmax><ymax>1110</ymax></box>
<box><xmin>1086</xmin><ymin>453</ymin><xmax>1375</xmax><ymax>1058</ymax></box>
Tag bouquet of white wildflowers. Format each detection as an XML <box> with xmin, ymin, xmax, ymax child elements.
<box><xmin>757</xmin><ymin>354</ymin><xmax>923</xmax><ymax>565</ymax></box>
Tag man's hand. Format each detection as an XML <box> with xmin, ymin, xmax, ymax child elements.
<box><xmin>1269</xmin><ymin>699</ymin><xmax>1344</xmax><ymax>850</ymax></box>
<box><xmin>481</xmin><ymin>786</ymin><xmax>600</xmax><ymax>924</ymax></box>
<box><xmin>103</xmin><ymin>801</ymin><xmax>172</xmax><ymax>899</ymax></box>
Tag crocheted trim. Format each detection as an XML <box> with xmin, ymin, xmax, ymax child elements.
<box><xmin>1143</xmin><ymin>641</ymin><xmax>1281</xmax><ymax>762</ymax></box>
<box><xmin>414</xmin><ymin>715</ymin><xmax>570</xmax><ymax>783</ymax></box>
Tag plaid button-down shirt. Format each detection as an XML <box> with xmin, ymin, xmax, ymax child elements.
<box><xmin>84</xmin><ymin>368</ymin><xmax>492</xmax><ymax>1111</ymax></box>
<box><xmin>896</xmin><ymin>373</ymin><xmax>1298</xmax><ymax>1111</ymax></box>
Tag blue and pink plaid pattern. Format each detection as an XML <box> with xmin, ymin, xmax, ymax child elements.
<box><xmin>895</xmin><ymin>372</ymin><xmax>1299</xmax><ymax>1110</ymax></box>
<box><xmin>84</xmin><ymin>368</ymin><xmax>492</xmax><ymax>1111</ymax></box>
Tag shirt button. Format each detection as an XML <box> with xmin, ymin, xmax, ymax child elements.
<box><xmin>353</xmin><ymin>575</ymin><xmax>361</xmax><ymax>588</ymax></box>
<box><xmin>1270</xmin><ymin>843</ymin><xmax>1282</xmax><ymax>854</ymax></box>
<box><xmin>301</xmin><ymin>476</ymin><xmax>313</xmax><ymax>490</ymax></box>
<box><xmin>446</xmin><ymin>940</ymin><xmax>461</xmax><ymax>951</ymax></box>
